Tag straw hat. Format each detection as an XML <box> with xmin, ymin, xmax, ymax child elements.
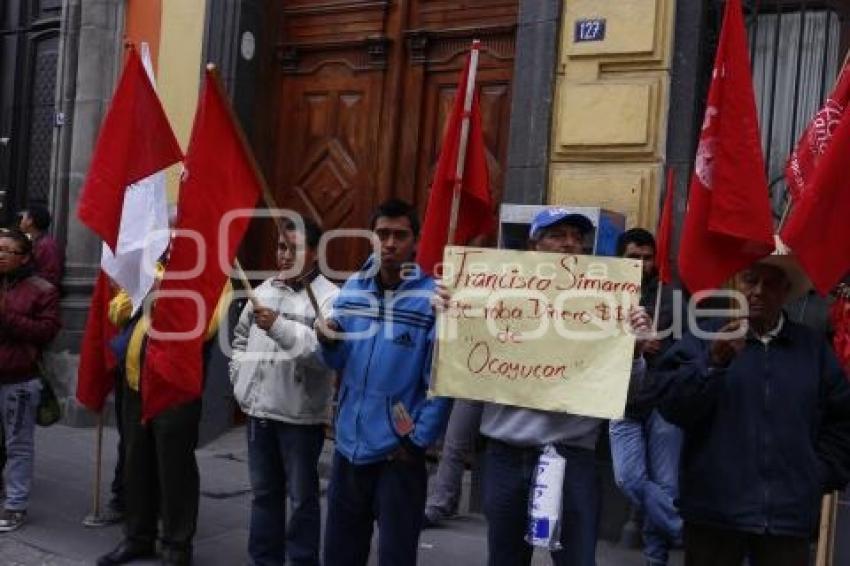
<box><xmin>754</xmin><ymin>235</ymin><xmax>812</xmax><ymax>303</ymax></box>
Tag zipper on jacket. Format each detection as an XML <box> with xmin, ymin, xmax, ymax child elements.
<box><xmin>761</xmin><ymin>341</ymin><xmax>771</xmax><ymax>532</ymax></box>
<box><xmin>352</xmin><ymin>291</ymin><xmax>382</xmax><ymax>462</ymax></box>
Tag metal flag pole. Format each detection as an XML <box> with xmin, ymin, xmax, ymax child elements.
<box><xmin>81</xmin><ymin>411</ymin><xmax>106</xmax><ymax>527</ymax></box>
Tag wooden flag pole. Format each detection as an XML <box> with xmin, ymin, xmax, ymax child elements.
<box><xmin>234</xmin><ymin>259</ymin><xmax>260</xmax><ymax>308</ymax></box>
<box><xmin>652</xmin><ymin>281</ymin><xmax>663</xmax><ymax>335</ymax></box>
<box><xmin>446</xmin><ymin>40</ymin><xmax>481</xmax><ymax>246</ymax></box>
<box><xmin>92</xmin><ymin>411</ymin><xmax>103</xmax><ymax>515</ymax></box>
<box><xmin>815</xmin><ymin>491</ymin><xmax>839</xmax><ymax>566</ymax></box>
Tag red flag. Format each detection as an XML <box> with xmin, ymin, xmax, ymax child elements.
<box><xmin>656</xmin><ymin>168</ymin><xmax>675</xmax><ymax>285</ymax></box>
<box><xmin>781</xmin><ymin>91</ymin><xmax>850</xmax><ymax>294</ymax></box>
<box><xmin>141</xmin><ymin>70</ymin><xmax>261</xmax><ymax>419</ymax></box>
<box><xmin>830</xmin><ymin>294</ymin><xmax>850</xmax><ymax>376</ymax></box>
<box><xmin>77</xmin><ymin>46</ymin><xmax>183</xmax><ymax>252</ymax></box>
<box><xmin>677</xmin><ymin>0</ymin><xmax>775</xmax><ymax>294</ymax></box>
<box><xmin>786</xmin><ymin>62</ymin><xmax>850</xmax><ymax>203</ymax></box>
<box><xmin>416</xmin><ymin>42</ymin><xmax>494</xmax><ymax>275</ymax></box>
<box><xmin>75</xmin><ymin>272</ymin><xmax>118</xmax><ymax>411</ymax></box>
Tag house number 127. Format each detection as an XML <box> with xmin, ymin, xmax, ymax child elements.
<box><xmin>574</xmin><ymin>19</ymin><xmax>606</xmax><ymax>43</ymax></box>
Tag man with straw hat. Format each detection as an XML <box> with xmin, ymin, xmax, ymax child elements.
<box><xmin>656</xmin><ymin>240</ymin><xmax>850</xmax><ymax>566</ymax></box>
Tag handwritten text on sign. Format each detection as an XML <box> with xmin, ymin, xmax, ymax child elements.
<box><xmin>432</xmin><ymin>246</ymin><xmax>642</xmax><ymax>419</ymax></box>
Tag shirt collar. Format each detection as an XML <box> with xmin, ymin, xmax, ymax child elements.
<box><xmin>752</xmin><ymin>313</ymin><xmax>785</xmax><ymax>345</ymax></box>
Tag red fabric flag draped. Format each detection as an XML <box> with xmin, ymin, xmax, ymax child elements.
<box><xmin>677</xmin><ymin>0</ymin><xmax>775</xmax><ymax>294</ymax></box>
<box><xmin>76</xmin><ymin>46</ymin><xmax>183</xmax><ymax>252</ymax></box>
<box><xmin>786</xmin><ymin>62</ymin><xmax>850</xmax><ymax>203</ymax></box>
<box><xmin>656</xmin><ymin>168</ymin><xmax>675</xmax><ymax>285</ymax></box>
<box><xmin>830</xmin><ymin>294</ymin><xmax>850</xmax><ymax>376</ymax></box>
<box><xmin>416</xmin><ymin>43</ymin><xmax>494</xmax><ymax>275</ymax></box>
<box><xmin>781</xmin><ymin>84</ymin><xmax>850</xmax><ymax>294</ymax></box>
<box><xmin>76</xmin><ymin>272</ymin><xmax>118</xmax><ymax>411</ymax></box>
<box><xmin>141</xmin><ymin>70</ymin><xmax>262</xmax><ymax>419</ymax></box>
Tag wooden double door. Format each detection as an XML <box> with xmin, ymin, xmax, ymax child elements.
<box><xmin>250</xmin><ymin>0</ymin><xmax>518</xmax><ymax>274</ymax></box>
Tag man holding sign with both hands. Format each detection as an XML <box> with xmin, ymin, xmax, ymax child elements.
<box><xmin>429</xmin><ymin>208</ymin><xmax>655</xmax><ymax>566</ymax></box>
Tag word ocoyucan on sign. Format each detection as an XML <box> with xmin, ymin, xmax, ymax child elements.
<box><xmin>431</xmin><ymin>246</ymin><xmax>642</xmax><ymax>419</ymax></box>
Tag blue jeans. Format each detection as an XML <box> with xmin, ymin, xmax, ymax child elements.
<box><xmin>483</xmin><ymin>439</ymin><xmax>599</xmax><ymax>566</ymax></box>
<box><xmin>426</xmin><ymin>401</ymin><xmax>483</xmax><ymax>516</ymax></box>
<box><xmin>610</xmin><ymin>411</ymin><xmax>683</xmax><ymax>565</ymax></box>
<box><xmin>323</xmin><ymin>450</ymin><xmax>428</xmax><ymax>566</ymax></box>
<box><xmin>1</xmin><ymin>378</ymin><xmax>40</xmax><ymax>511</ymax></box>
<box><xmin>247</xmin><ymin>418</ymin><xmax>325</xmax><ymax>566</ymax></box>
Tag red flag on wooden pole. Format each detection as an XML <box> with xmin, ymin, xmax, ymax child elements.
<box><xmin>656</xmin><ymin>167</ymin><xmax>676</xmax><ymax>285</ymax></box>
<box><xmin>677</xmin><ymin>0</ymin><xmax>775</xmax><ymax>294</ymax></box>
<box><xmin>141</xmin><ymin>67</ymin><xmax>262</xmax><ymax>419</ymax></box>
<box><xmin>416</xmin><ymin>40</ymin><xmax>494</xmax><ymax>275</ymax></box>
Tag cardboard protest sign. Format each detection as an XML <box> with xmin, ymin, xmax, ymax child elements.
<box><xmin>432</xmin><ymin>246</ymin><xmax>642</xmax><ymax>419</ymax></box>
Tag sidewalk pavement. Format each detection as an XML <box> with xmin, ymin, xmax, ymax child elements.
<box><xmin>0</xmin><ymin>424</ymin><xmax>681</xmax><ymax>565</ymax></box>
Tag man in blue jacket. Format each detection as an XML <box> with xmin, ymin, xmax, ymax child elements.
<box><xmin>657</xmin><ymin>252</ymin><xmax>850</xmax><ymax>566</ymax></box>
<box><xmin>317</xmin><ymin>199</ymin><xmax>451</xmax><ymax>565</ymax></box>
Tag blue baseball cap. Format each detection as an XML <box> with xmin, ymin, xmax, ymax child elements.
<box><xmin>529</xmin><ymin>208</ymin><xmax>594</xmax><ymax>240</ymax></box>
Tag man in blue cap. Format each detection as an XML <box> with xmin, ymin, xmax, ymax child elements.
<box><xmin>475</xmin><ymin>207</ymin><xmax>649</xmax><ymax>566</ymax></box>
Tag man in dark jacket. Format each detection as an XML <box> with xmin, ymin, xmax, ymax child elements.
<box><xmin>18</xmin><ymin>204</ymin><xmax>64</xmax><ymax>287</ymax></box>
<box><xmin>0</xmin><ymin>228</ymin><xmax>61</xmax><ymax>532</ymax></box>
<box><xmin>609</xmin><ymin>228</ymin><xmax>683</xmax><ymax>566</ymax></box>
<box><xmin>657</xmin><ymin>252</ymin><xmax>850</xmax><ymax>566</ymax></box>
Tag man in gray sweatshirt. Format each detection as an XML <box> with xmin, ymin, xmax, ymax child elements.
<box><xmin>478</xmin><ymin>208</ymin><xmax>648</xmax><ymax>566</ymax></box>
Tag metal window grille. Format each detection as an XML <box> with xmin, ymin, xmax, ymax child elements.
<box><xmin>745</xmin><ymin>1</ymin><xmax>844</xmax><ymax>221</ymax></box>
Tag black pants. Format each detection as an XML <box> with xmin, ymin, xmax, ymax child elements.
<box><xmin>684</xmin><ymin>523</ymin><xmax>810</xmax><ymax>566</ymax></box>
<box><xmin>323</xmin><ymin>450</ymin><xmax>428</xmax><ymax>566</ymax></box>
<box><xmin>109</xmin><ymin>371</ymin><xmax>125</xmax><ymax>511</ymax></box>
<box><xmin>121</xmin><ymin>381</ymin><xmax>202</xmax><ymax>553</ymax></box>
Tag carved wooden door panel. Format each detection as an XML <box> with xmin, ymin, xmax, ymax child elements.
<box><xmin>260</xmin><ymin>0</ymin><xmax>518</xmax><ymax>274</ymax></box>
<box><xmin>399</xmin><ymin>2</ymin><xmax>518</xmax><ymax>226</ymax></box>
<box><xmin>271</xmin><ymin>66</ymin><xmax>383</xmax><ymax>275</ymax></box>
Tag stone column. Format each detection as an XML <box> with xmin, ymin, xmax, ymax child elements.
<box><xmin>51</xmin><ymin>0</ymin><xmax>125</xmax><ymax>423</ymax></box>
<box><xmin>503</xmin><ymin>0</ymin><xmax>562</xmax><ymax>205</ymax></box>
<box><xmin>665</xmin><ymin>0</ymin><xmax>712</xmax><ymax>274</ymax></box>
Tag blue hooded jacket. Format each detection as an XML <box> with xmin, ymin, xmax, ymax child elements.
<box><xmin>321</xmin><ymin>257</ymin><xmax>451</xmax><ymax>464</ymax></box>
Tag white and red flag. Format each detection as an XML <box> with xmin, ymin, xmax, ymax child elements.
<box><xmin>76</xmin><ymin>45</ymin><xmax>182</xmax><ymax>252</ymax></box>
<box><xmin>76</xmin><ymin>44</ymin><xmax>179</xmax><ymax>413</ymax></box>
<box><xmin>100</xmin><ymin>43</ymin><xmax>171</xmax><ymax>314</ymax></box>
<box><xmin>677</xmin><ymin>0</ymin><xmax>775</xmax><ymax>294</ymax></box>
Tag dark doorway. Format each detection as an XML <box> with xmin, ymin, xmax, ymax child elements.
<box><xmin>0</xmin><ymin>0</ymin><xmax>62</xmax><ymax>225</ymax></box>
